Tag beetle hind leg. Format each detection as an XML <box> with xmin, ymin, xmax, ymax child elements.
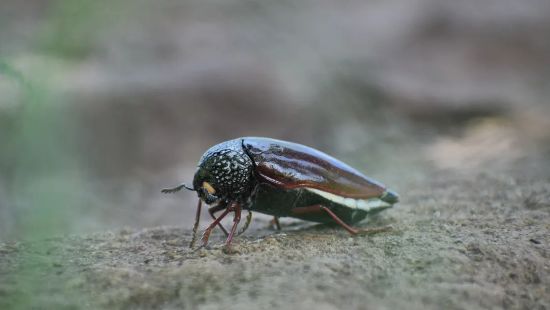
<box><xmin>318</xmin><ymin>205</ymin><xmax>392</xmax><ymax>235</ymax></box>
<box><xmin>292</xmin><ymin>205</ymin><xmax>391</xmax><ymax>235</ymax></box>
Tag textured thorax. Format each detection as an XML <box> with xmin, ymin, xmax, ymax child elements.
<box><xmin>194</xmin><ymin>139</ymin><xmax>254</xmax><ymax>200</ymax></box>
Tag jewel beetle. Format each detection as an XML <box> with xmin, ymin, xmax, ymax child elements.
<box><xmin>162</xmin><ymin>137</ymin><xmax>399</xmax><ymax>251</ymax></box>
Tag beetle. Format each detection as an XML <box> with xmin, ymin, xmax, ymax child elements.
<box><xmin>162</xmin><ymin>137</ymin><xmax>399</xmax><ymax>251</ymax></box>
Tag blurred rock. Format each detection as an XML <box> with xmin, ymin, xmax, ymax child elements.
<box><xmin>1</xmin><ymin>0</ymin><xmax>549</xmax><ymax>238</ymax></box>
<box><xmin>3</xmin><ymin>0</ymin><xmax>549</xmax><ymax>114</ymax></box>
<box><xmin>68</xmin><ymin>61</ymin><xmax>311</xmax><ymax>178</ymax></box>
<box><xmin>427</xmin><ymin>118</ymin><xmax>524</xmax><ymax>171</ymax></box>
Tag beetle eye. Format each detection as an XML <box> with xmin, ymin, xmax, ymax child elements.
<box><xmin>202</xmin><ymin>182</ymin><xmax>216</xmax><ymax>195</ymax></box>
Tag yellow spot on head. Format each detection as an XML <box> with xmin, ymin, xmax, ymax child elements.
<box><xmin>203</xmin><ymin>182</ymin><xmax>216</xmax><ymax>195</ymax></box>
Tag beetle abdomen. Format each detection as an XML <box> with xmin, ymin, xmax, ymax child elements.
<box><xmin>305</xmin><ymin>188</ymin><xmax>394</xmax><ymax>212</ymax></box>
<box><xmin>246</xmin><ymin>183</ymin><xmax>391</xmax><ymax>224</ymax></box>
<box><xmin>380</xmin><ymin>189</ymin><xmax>399</xmax><ymax>204</ymax></box>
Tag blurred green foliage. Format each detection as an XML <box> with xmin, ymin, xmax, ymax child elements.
<box><xmin>1</xmin><ymin>0</ymin><xmax>130</xmax><ymax>240</ymax></box>
<box><xmin>39</xmin><ymin>0</ymin><xmax>127</xmax><ymax>58</ymax></box>
<box><xmin>0</xmin><ymin>1</ymin><xmax>121</xmax><ymax>307</ymax></box>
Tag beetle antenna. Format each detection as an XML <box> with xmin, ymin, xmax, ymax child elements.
<box><xmin>183</xmin><ymin>183</ymin><xmax>195</xmax><ymax>191</ymax></box>
<box><xmin>161</xmin><ymin>183</ymin><xmax>195</xmax><ymax>194</ymax></box>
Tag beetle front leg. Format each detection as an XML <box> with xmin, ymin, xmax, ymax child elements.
<box><xmin>189</xmin><ymin>200</ymin><xmax>202</xmax><ymax>248</ymax></box>
<box><xmin>208</xmin><ymin>204</ymin><xmax>230</xmax><ymax>236</ymax></box>
<box><xmin>200</xmin><ymin>208</ymin><xmax>231</xmax><ymax>248</ymax></box>
<box><xmin>223</xmin><ymin>203</ymin><xmax>242</xmax><ymax>253</ymax></box>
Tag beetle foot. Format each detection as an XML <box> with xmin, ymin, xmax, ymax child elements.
<box><xmin>222</xmin><ymin>245</ymin><xmax>240</xmax><ymax>255</ymax></box>
<box><xmin>189</xmin><ymin>224</ymin><xmax>200</xmax><ymax>249</ymax></box>
<box><xmin>356</xmin><ymin>225</ymin><xmax>393</xmax><ymax>235</ymax></box>
<box><xmin>189</xmin><ymin>237</ymin><xmax>197</xmax><ymax>249</ymax></box>
<box><xmin>191</xmin><ymin>244</ymin><xmax>207</xmax><ymax>253</ymax></box>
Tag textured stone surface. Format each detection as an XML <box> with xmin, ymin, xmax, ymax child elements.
<box><xmin>1</xmin><ymin>154</ymin><xmax>548</xmax><ymax>309</ymax></box>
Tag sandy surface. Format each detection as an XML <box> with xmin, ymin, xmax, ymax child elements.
<box><xmin>1</xmin><ymin>155</ymin><xmax>549</xmax><ymax>310</ymax></box>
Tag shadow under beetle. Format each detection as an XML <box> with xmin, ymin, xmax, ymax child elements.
<box><xmin>162</xmin><ymin>137</ymin><xmax>399</xmax><ymax>252</ymax></box>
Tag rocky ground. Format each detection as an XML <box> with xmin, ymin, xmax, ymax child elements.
<box><xmin>1</xmin><ymin>1</ymin><xmax>550</xmax><ymax>309</ymax></box>
<box><xmin>1</xmin><ymin>147</ymin><xmax>548</xmax><ymax>310</ymax></box>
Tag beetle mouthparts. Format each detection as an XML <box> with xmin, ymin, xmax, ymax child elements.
<box><xmin>380</xmin><ymin>190</ymin><xmax>399</xmax><ymax>204</ymax></box>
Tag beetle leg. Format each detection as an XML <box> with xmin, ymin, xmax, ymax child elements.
<box><xmin>237</xmin><ymin>211</ymin><xmax>252</xmax><ymax>236</ymax></box>
<box><xmin>264</xmin><ymin>217</ymin><xmax>281</xmax><ymax>230</ymax></box>
<box><xmin>270</xmin><ymin>217</ymin><xmax>281</xmax><ymax>231</ymax></box>
<box><xmin>294</xmin><ymin>205</ymin><xmax>392</xmax><ymax>235</ymax></box>
<box><xmin>223</xmin><ymin>203</ymin><xmax>242</xmax><ymax>253</ymax></box>
<box><xmin>188</xmin><ymin>200</ymin><xmax>203</xmax><ymax>248</ymax></box>
<box><xmin>318</xmin><ymin>205</ymin><xmax>391</xmax><ymax>235</ymax></box>
<box><xmin>208</xmin><ymin>204</ymin><xmax>230</xmax><ymax>236</ymax></box>
<box><xmin>200</xmin><ymin>208</ymin><xmax>231</xmax><ymax>247</ymax></box>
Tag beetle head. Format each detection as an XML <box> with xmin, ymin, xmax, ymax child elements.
<box><xmin>192</xmin><ymin>139</ymin><xmax>254</xmax><ymax>204</ymax></box>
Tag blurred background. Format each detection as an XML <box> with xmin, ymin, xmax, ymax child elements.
<box><xmin>1</xmin><ymin>0</ymin><xmax>549</xmax><ymax>241</ymax></box>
